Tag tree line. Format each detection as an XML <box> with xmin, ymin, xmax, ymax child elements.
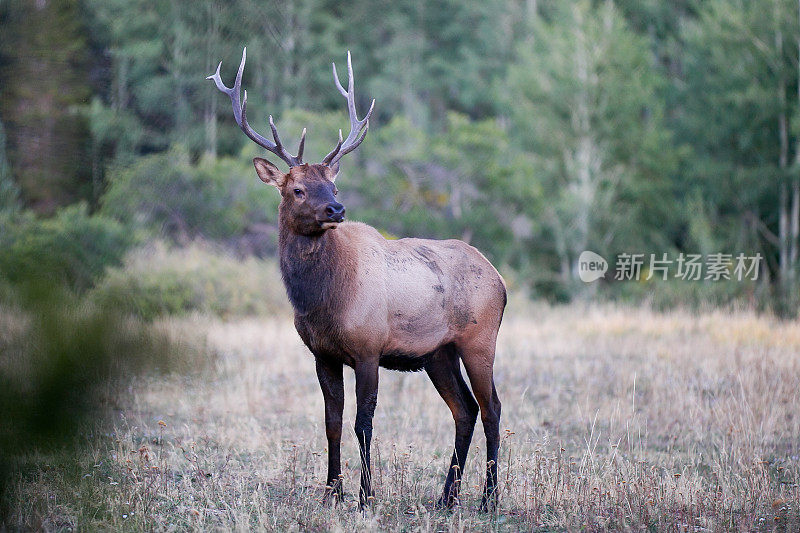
<box><xmin>1</xmin><ymin>0</ymin><xmax>799</xmax><ymax>314</ymax></box>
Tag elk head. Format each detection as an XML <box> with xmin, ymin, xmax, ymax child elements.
<box><xmin>207</xmin><ymin>48</ymin><xmax>374</xmax><ymax>236</ymax></box>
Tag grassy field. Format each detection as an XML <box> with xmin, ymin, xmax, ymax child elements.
<box><xmin>6</xmin><ymin>300</ymin><xmax>800</xmax><ymax>531</ymax></box>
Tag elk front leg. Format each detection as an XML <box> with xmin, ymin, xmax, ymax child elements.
<box><xmin>353</xmin><ymin>360</ymin><xmax>379</xmax><ymax>509</ymax></box>
<box><xmin>315</xmin><ymin>357</ymin><xmax>344</xmax><ymax>504</ymax></box>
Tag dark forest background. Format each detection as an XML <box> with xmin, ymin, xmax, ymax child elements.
<box><xmin>1</xmin><ymin>0</ymin><xmax>800</xmax><ymax>315</ymax></box>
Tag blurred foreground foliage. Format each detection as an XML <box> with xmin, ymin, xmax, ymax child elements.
<box><xmin>0</xmin><ymin>209</ymin><xmax>202</xmax><ymax>521</ymax></box>
<box><xmin>0</xmin><ymin>284</ymin><xmax>177</xmax><ymax>452</ymax></box>
<box><xmin>0</xmin><ymin>280</ymin><xmax>200</xmax><ymax>519</ymax></box>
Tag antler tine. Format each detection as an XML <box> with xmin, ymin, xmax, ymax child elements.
<box><xmin>322</xmin><ymin>129</ymin><xmax>344</xmax><ymax>165</ymax></box>
<box><xmin>332</xmin><ymin>57</ymin><xmax>348</xmax><ymax>98</ymax></box>
<box><xmin>297</xmin><ymin>128</ymin><xmax>307</xmax><ymax>161</ymax></box>
<box><xmin>240</xmin><ymin>90</ymin><xmax>277</xmax><ymax>151</ymax></box>
<box><xmin>205</xmin><ymin>49</ymin><xmax>245</xmax><ymax>129</ymax></box>
<box><xmin>335</xmin><ymin>119</ymin><xmax>371</xmax><ymax>160</ymax></box>
<box><xmin>207</xmin><ymin>47</ymin><xmax>303</xmax><ymax>167</ymax></box>
<box><xmin>268</xmin><ymin>115</ymin><xmax>286</xmax><ymax>154</ymax></box>
<box><xmin>323</xmin><ymin>51</ymin><xmax>375</xmax><ymax>168</ymax></box>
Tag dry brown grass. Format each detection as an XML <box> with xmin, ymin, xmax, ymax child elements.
<box><xmin>7</xmin><ymin>299</ymin><xmax>800</xmax><ymax>531</ymax></box>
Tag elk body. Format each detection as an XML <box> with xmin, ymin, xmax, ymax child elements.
<box><xmin>209</xmin><ymin>49</ymin><xmax>506</xmax><ymax>511</ymax></box>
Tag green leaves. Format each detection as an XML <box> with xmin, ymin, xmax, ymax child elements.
<box><xmin>0</xmin><ymin>204</ymin><xmax>132</xmax><ymax>294</ymax></box>
<box><xmin>502</xmin><ymin>0</ymin><xmax>678</xmax><ymax>295</ymax></box>
<box><xmin>100</xmin><ymin>147</ymin><xmax>278</xmax><ymax>243</ymax></box>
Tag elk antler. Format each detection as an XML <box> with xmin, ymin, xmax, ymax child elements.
<box><xmin>207</xmin><ymin>48</ymin><xmax>305</xmax><ymax>167</ymax></box>
<box><xmin>322</xmin><ymin>51</ymin><xmax>375</xmax><ymax>168</ymax></box>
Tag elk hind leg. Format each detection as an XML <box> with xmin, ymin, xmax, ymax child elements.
<box><xmin>459</xmin><ymin>339</ymin><xmax>502</xmax><ymax>512</ymax></box>
<box><xmin>424</xmin><ymin>344</ymin><xmax>479</xmax><ymax>509</ymax></box>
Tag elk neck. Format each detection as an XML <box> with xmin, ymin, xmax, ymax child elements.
<box><xmin>277</xmin><ymin>209</ymin><xmax>349</xmax><ymax>317</ymax></box>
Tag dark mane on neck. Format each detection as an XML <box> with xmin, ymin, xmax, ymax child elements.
<box><xmin>278</xmin><ymin>220</ymin><xmax>347</xmax><ymax>317</ymax></box>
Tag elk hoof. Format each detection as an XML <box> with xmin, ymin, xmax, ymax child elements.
<box><xmin>322</xmin><ymin>482</ymin><xmax>343</xmax><ymax>506</ymax></box>
<box><xmin>434</xmin><ymin>493</ymin><xmax>458</xmax><ymax>511</ymax></box>
<box><xmin>478</xmin><ymin>495</ymin><xmax>498</xmax><ymax>514</ymax></box>
<box><xmin>359</xmin><ymin>494</ymin><xmax>375</xmax><ymax>511</ymax></box>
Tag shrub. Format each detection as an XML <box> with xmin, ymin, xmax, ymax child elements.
<box><xmin>101</xmin><ymin>148</ymin><xmax>278</xmax><ymax>243</ymax></box>
<box><xmin>0</xmin><ymin>204</ymin><xmax>133</xmax><ymax>293</ymax></box>
<box><xmin>91</xmin><ymin>241</ymin><xmax>289</xmax><ymax>320</ymax></box>
<box><xmin>606</xmin><ymin>276</ymin><xmax>769</xmax><ymax>313</ymax></box>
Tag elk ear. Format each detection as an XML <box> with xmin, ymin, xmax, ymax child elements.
<box><xmin>253</xmin><ymin>158</ymin><xmax>285</xmax><ymax>188</ymax></box>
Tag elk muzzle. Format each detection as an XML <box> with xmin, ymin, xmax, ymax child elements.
<box><xmin>325</xmin><ymin>202</ymin><xmax>346</xmax><ymax>222</ymax></box>
<box><xmin>320</xmin><ymin>202</ymin><xmax>346</xmax><ymax>225</ymax></box>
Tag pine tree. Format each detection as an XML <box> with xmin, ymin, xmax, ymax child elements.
<box><xmin>503</xmin><ymin>0</ymin><xmax>677</xmax><ymax>290</ymax></box>
<box><xmin>0</xmin><ymin>118</ymin><xmax>19</xmax><ymax>213</ymax></box>
<box><xmin>0</xmin><ymin>0</ymin><xmax>92</xmax><ymax>213</ymax></box>
<box><xmin>678</xmin><ymin>0</ymin><xmax>800</xmax><ymax>313</ymax></box>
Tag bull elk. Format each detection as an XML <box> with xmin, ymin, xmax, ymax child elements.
<box><xmin>208</xmin><ymin>48</ymin><xmax>506</xmax><ymax>512</ymax></box>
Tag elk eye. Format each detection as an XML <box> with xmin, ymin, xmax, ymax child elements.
<box><xmin>293</xmin><ymin>188</ymin><xmax>304</xmax><ymax>198</ymax></box>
